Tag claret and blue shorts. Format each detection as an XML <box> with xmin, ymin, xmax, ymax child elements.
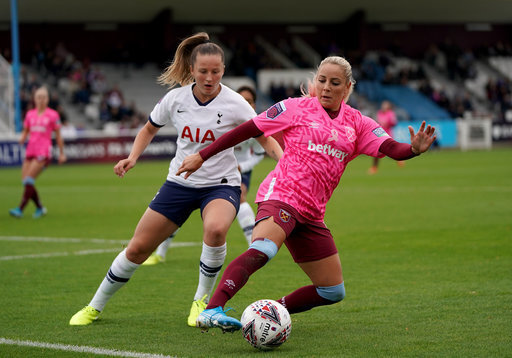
<box><xmin>255</xmin><ymin>200</ymin><xmax>338</xmax><ymax>263</ymax></box>
<box><xmin>149</xmin><ymin>180</ymin><xmax>241</xmax><ymax>226</ymax></box>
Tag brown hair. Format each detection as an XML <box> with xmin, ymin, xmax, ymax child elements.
<box><xmin>236</xmin><ymin>85</ymin><xmax>257</xmax><ymax>102</ymax></box>
<box><xmin>157</xmin><ymin>32</ymin><xmax>225</xmax><ymax>88</ymax></box>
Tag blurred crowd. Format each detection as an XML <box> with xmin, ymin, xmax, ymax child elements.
<box><xmin>2</xmin><ymin>35</ymin><xmax>512</xmax><ymax>132</ymax></box>
<box><xmin>21</xmin><ymin>42</ymin><xmax>147</xmax><ymax>134</ymax></box>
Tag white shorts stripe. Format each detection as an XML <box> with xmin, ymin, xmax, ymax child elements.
<box><xmin>263</xmin><ymin>177</ymin><xmax>276</xmax><ymax>201</ymax></box>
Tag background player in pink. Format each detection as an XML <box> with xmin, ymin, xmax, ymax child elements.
<box><xmin>368</xmin><ymin>100</ymin><xmax>404</xmax><ymax>174</ymax></box>
<box><xmin>9</xmin><ymin>86</ymin><xmax>66</xmax><ymax>219</ymax></box>
<box><xmin>177</xmin><ymin>56</ymin><xmax>437</xmax><ymax>332</ymax></box>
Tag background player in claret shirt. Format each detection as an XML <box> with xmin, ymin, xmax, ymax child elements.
<box><xmin>368</xmin><ymin>100</ymin><xmax>403</xmax><ymax>174</ymax></box>
<box><xmin>176</xmin><ymin>56</ymin><xmax>437</xmax><ymax>332</ymax></box>
<box><xmin>9</xmin><ymin>86</ymin><xmax>66</xmax><ymax>219</ymax></box>
<box><xmin>142</xmin><ymin>85</ymin><xmax>264</xmax><ymax>266</ymax></box>
<box><xmin>69</xmin><ymin>32</ymin><xmax>282</xmax><ymax>327</ymax></box>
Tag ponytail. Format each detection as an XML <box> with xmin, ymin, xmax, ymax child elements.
<box><xmin>157</xmin><ymin>32</ymin><xmax>224</xmax><ymax>88</ymax></box>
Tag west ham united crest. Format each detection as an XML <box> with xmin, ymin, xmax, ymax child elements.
<box><xmin>279</xmin><ymin>209</ymin><xmax>291</xmax><ymax>223</ymax></box>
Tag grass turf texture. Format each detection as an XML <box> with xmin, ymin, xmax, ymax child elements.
<box><xmin>1</xmin><ymin>148</ymin><xmax>511</xmax><ymax>357</ymax></box>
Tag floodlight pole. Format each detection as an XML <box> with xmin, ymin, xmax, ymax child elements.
<box><xmin>10</xmin><ymin>0</ymin><xmax>22</xmax><ymax>133</ymax></box>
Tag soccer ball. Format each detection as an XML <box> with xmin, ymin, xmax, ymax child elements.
<box><xmin>240</xmin><ymin>299</ymin><xmax>292</xmax><ymax>350</ymax></box>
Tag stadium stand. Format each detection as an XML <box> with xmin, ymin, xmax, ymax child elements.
<box><xmin>1</xmin><ymin>10</ymin><xmax>511</xmax><ymax>139</ymax></box>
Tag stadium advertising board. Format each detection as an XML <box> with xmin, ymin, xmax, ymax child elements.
<box><xmin>0</xmin><ymin>134</ymin><xmax>177</xmax><ymax>167</ymax></box>
<box><xmin>492</xmin><ymin>122</ymin><xmax>512</xmax><ymax>141</ymax></box>
<box><xmin>394</xmin><ymin>119</ymin><xmax>457</xmax><ymax>147</ymax></box>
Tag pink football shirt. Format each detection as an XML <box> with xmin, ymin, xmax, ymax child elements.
<box><xmin>24</xmin><ymin>108</ymin><xmax>61</xmax><ymax>158</ymax></box>
<box><xmin>253</xmin><ymin>97</ymin><xmax>390</xmax><ymax>221</ymax></box>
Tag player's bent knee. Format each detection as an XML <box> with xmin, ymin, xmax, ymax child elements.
<box><xmin>249</xmin><ymin>238</ymin><xmax>278</xmax><ymax>260</ymax></box>
<box><xmin>316</xmin><ymin>282</ymin><xmax>345</xmax><ymax>303</ymax></box>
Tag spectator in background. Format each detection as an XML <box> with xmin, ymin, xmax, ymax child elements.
<box><xmin>9</xmin><ymin>86</ymin><xmax>66</xmax><ymax>219</ymax></box>
<box><xmin>105</xmin><ymin>84</ymin><xmax>124</xmax><ymax>120</ymax></box>
<box><xmin>368</xmin><ymin>100</ymin><xmax>403</xmax><ymax>174</ymax></box>
<box><xmin>60</xmin><ymin>116</ymin><xmax>78</xmax><ymax>140</ymax></box>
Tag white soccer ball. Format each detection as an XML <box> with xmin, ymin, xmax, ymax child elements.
<box><xmin>240</xmin><ymin>299</ymin><xmax>292</xmax><ymax>350</ymax></box>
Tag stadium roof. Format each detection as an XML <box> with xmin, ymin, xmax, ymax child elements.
<box><xmin>0</xmin><ymin>0</ymin><xmax>511</xmax><ymax>24</ymax></box>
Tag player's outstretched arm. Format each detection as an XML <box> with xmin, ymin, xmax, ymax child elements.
<box><xmin>409</xmin><ymin>121</ymin><xmax>437</xmax><ymax>155</ymax></box>
<box><xmin>378</xmin><ymin>121</ymin><xmax>437</xmax><ymax>160</ymax></box>
<box><xmin>114</xmin><ymin>121</ymin><xmax>159</xmax><ymax>178</ymax></box>
<box><xmin>175</xmin><ymin>153</ymin><xmax>204</xmax><ymax>179</ymax></box>
<box><xmin>177</xmin><ymin>120</ymin><xmax>264</xmax><ymax>179</ymax></box>
<box><xmin>255</xmin><ymin>135</ymin><xmax>283</xmax><ymax>162</ymax></box>
<box><xmin>54</xmin><ymin>129</ymin><xmax>67</xmax><ymax>164</ymax></box>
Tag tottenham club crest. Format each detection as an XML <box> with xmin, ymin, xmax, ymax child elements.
<box><xmin>279</xmin><ymin>209</ymin><xmax>291</xmax><ymax>223</ymax></box>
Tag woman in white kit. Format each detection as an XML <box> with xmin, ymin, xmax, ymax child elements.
<box><xmin>69</xmin><ymin>32</ymin><xmax>282</xmax><ymax>326</ymax></box>
<box><xmin>142</xmin><ymin>86</ymin><xmax>264</xmax><ymax>266</ymax></box>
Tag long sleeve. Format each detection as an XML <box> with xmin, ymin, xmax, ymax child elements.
<box><xmin>378</xmin><ymin>138</ymin><xmax>418</xmax><ymax>160</ymax></box>
<box><xmin>199</xmin><ymin>120</ymin><xmax>263</xmax><ymax>161</ymax></box>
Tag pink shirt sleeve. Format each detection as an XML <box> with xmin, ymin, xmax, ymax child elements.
<box><xmin>51</xmin><ymin>110</ymin><xmax>62</xmax><ymax>130</ymax></box>
<box><xmin>355</xmin><ymin>115</ymin><xmax>392</xmax><ymax>157</ymax></box>
<box><xmin>253</xmin><ymin>100</ymin><xmax>295</xmax><ymax>136</ymax></box>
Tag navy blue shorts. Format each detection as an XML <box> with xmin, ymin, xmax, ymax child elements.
<box><xmin>240</xmin><ymin>171</ymin><xmax>252</xmax><ymax>190</ymax></box>
<box><xmin>149</xmin><ymin>181</ymin><xmax>241</xmax><ymax>226</ymax></box>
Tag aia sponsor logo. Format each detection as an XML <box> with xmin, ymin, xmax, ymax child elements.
<box><xmin>181</xmin><ymin>126</ymin><xmax>216</xmax><ymax>143</ymax></box>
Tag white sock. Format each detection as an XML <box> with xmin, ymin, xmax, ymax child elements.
<box><xmin>155</xmin><ymin>229</ymin><xmax>178</xmax><ymax>258</ymax></box>
<box><xmin>193</xmin><ymin>242</ymin><xmax>226</xmax><ymax>301</ymax></box>
<box><xmin>237</xmin><ymin>202</ymin><xmax>255</xmax><ymax>245</ymax></box>
<box><xmin>89</xmin><ymin>249</ymin><xmax>139</xmax><ymax>311</ymax></box>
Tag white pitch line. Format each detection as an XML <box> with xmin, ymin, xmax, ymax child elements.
<box><xmin>0</xmin><ymin>249</ymin><xmax>121</xmax><ymax>261</ymax></box>
<box><xmin>0</xmin><ymin>235</ymin><xmax>128</xmax><ymax>244</ymax></box>
<box><xmin>0</xmin><ymin>337</ymin><xmax>175</xmax><ymax>358</ymax></box>
<box><xmin>0</xmin><ymin>236</ymin><xmax>201</xmax><ymax>261</ymax></box>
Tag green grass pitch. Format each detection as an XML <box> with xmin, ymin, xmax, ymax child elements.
<box><xmin>0</xmin><ymin>147</ymin><xmax>511</xmax><ymax>357</ymax></box>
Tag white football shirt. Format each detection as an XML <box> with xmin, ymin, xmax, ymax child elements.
<box><xmin>234</xmin><ymin>138</ymin><xmax>265</xmax><ymax>174</ymax></box>
<box><xmin>150</xmin><ymin>83</ymin><xmax>256</xmax><ymax>188</ymax></box>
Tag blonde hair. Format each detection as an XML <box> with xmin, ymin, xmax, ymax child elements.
<box><xmin>302</xmin><ymin>56</ymin><xmax>356</xmax><ymax>102</ymax></box>
<box><xmin>157</xmin><ymin>32</ymin><xmax>225</xmax><ymax>88</ymax></box>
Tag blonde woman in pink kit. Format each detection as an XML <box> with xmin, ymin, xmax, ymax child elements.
<box><xmin>368</xmin><ymin>100</ymin><xmax>403</xmax><ymax>174</ymax></box>
<box><xmin>177</xmin><ymin>56</ymin><xmax>437</xmax><ymax>332</ymax></box>
<box><xmin>9</xmin><ymin>86</ymin><xmax>66</xmax><ymax>219</ymax></box>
